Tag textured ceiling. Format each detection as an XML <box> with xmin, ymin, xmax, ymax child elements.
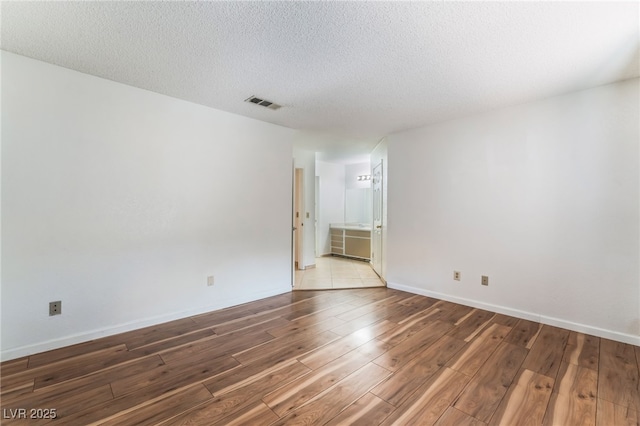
<box><xmin>2</xmin><ymin>1</ymin><xmax>639</xmax><ymax>157</ymax></box>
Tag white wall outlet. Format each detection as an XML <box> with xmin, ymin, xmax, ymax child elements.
<box><xmin>207</xmin><ymin>276</ymin><xmax>214</xmax><ymax>286</ymax></box>
<box><xmin>453</xmin><ymin>271</ymin><xmax>461</xmax><ymax>281</ymax></box>
<box><xmin>481</xmin><ymin>275</ymin><xmax>489</xmax><ymax>286</ymax></box>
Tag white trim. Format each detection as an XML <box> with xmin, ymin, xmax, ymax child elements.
<box><xmin>387</xmin><ymin>281</ymin><xmax>640</xmax><ymax>346</ymax></box>
<box><xmin>1</xmin><ymin>286</ymin><xmax>292</xmax><ymax>361</ymax></box>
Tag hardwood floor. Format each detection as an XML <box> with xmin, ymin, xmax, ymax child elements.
<box><xmin>1</xmin><ymin>288</ymin><xmax>638</xmax><ymax>425</ymax></box>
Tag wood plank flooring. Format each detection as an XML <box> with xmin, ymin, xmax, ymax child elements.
<box><xmin>1</xmin><ymin>288</ymin><xmax>639</xmax><ymax>425</ymax></box>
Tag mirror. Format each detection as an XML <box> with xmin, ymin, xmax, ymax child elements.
<box><xmin>345</xmin><ymin>187</ymin><xmax>372</xmax><ymax>224</ymax></box>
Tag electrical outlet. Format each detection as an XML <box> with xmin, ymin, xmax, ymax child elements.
<box><xmin>453</xmin><ymin>271</ymin><xmax>461</xmax><ymax>281</ymax></box>
<box><xmin>49</xmin><ymin>301</ymin><xmax>62</xmax><ymax>316</ymax></box>
<box><xmin>207</xmin><ymin>276</ymin><xmax>214</xmax><ymax>287</ymax></box>
<box><xmin>481</xmin><ymin>276</ymin><xmax>489</xmax><ymax>286</ymax></box>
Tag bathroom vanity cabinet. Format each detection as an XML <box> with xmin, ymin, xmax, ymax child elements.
<box><xmin>330</xmin><ymin>225</ymin><xmax>371</xmax><ymax>260</ymax></box>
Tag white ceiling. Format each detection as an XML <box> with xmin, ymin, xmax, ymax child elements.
<box><xmin>2</xmin><ymin>1</ymin><xmax>638</xmax><ymax>160</ymax></box>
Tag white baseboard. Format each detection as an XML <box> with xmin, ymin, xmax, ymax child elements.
<box><xmin>1</xmin><ymin>286</ymin><xmax>292</xmax><ymax>361</ymax></box>
<box><xmin>387</xmin><ymin>281</ymin><xmax>640</xmax><ymax>346</ymax></box>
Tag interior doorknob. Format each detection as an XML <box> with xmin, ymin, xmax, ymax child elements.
<box><xmin>376</xmin><ymin>225</ymin><xmax>382</xmax><ymax>229</ymax></box>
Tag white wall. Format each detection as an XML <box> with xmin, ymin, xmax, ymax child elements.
<box><xmin>1</xmin><ymin>52</ymin><xmax>296</xmax><ymax>360</ymax></box>
<box><xmin>293</xmin><ymin>147</ymin><xmax>316</xmax><ymax>268</ymax></box>
<box><xmin>316</xmin><ymin>161</ymin><xmax>345</xmax><ymax>255</ymax></box>
<box><xmin>371</xmin><ymin>139</ymin><xmax>388</xmax><ymax>280</ymax></box>
<box><xmin>387</xmin><ymin>79</ymin><xmax>639</xmax><ymax>344</ymax></box>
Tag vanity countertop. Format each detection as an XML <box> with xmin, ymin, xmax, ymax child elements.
<box><xmin>330</xmin><ymin>223</ymin><xmax>372</xmax><ymax>231</ymax></box>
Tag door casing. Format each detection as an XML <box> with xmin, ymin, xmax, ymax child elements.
<box><xmin>372</xmin><ymin>161</ymin><xmax>383</xmax><ymax>278</ymax></box>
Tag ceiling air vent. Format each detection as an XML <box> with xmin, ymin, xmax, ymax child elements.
<box><xmin>244</xmin><ymin>96</ymin><xmax>282</xmax><ymax>110</ymax></box>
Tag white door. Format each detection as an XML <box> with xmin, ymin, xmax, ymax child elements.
<box><xmin>294</xmin><ymin>168</ymin><xmax>304</xmax><ymax>271</ymax></box>
<box><xmin>315</xmin><ymin>176</ymin><xmax>320</xmax><ymax>258</ymax></box>
<box><xmin>371</xmin><ymin>161</ymin><xmax>383</xmax><ymax>277</ymax></box>
<box><xmin>291</xmin><ymin>162</ymin><xmax>296</xmax><ymax>287</ymax></box>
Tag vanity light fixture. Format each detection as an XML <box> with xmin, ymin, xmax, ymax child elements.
<box><xmin>357</xmin><ymin>175</ymin><xmax>372</xmax><ymax>181</ymax></box>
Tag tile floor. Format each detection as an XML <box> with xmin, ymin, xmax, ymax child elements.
<box><xmin>294</xmin><ymin>255</ymin><xmax>385</xmax><ymax>290</ymax></box>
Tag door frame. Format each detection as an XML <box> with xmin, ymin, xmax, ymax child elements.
<box><xmin>291</xmin><ymin>161</ymin><xmax>295</xmax><ymax>287</ymax></box>
<box><xmin>371</xmin><ymin>160</ymin><xmax>383</xmax><ymax>278</ymax></box>
<box><xmin>294</xmin><ymin>168</ymin><xmax>304</xmax><ymax>272</ymax></box>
